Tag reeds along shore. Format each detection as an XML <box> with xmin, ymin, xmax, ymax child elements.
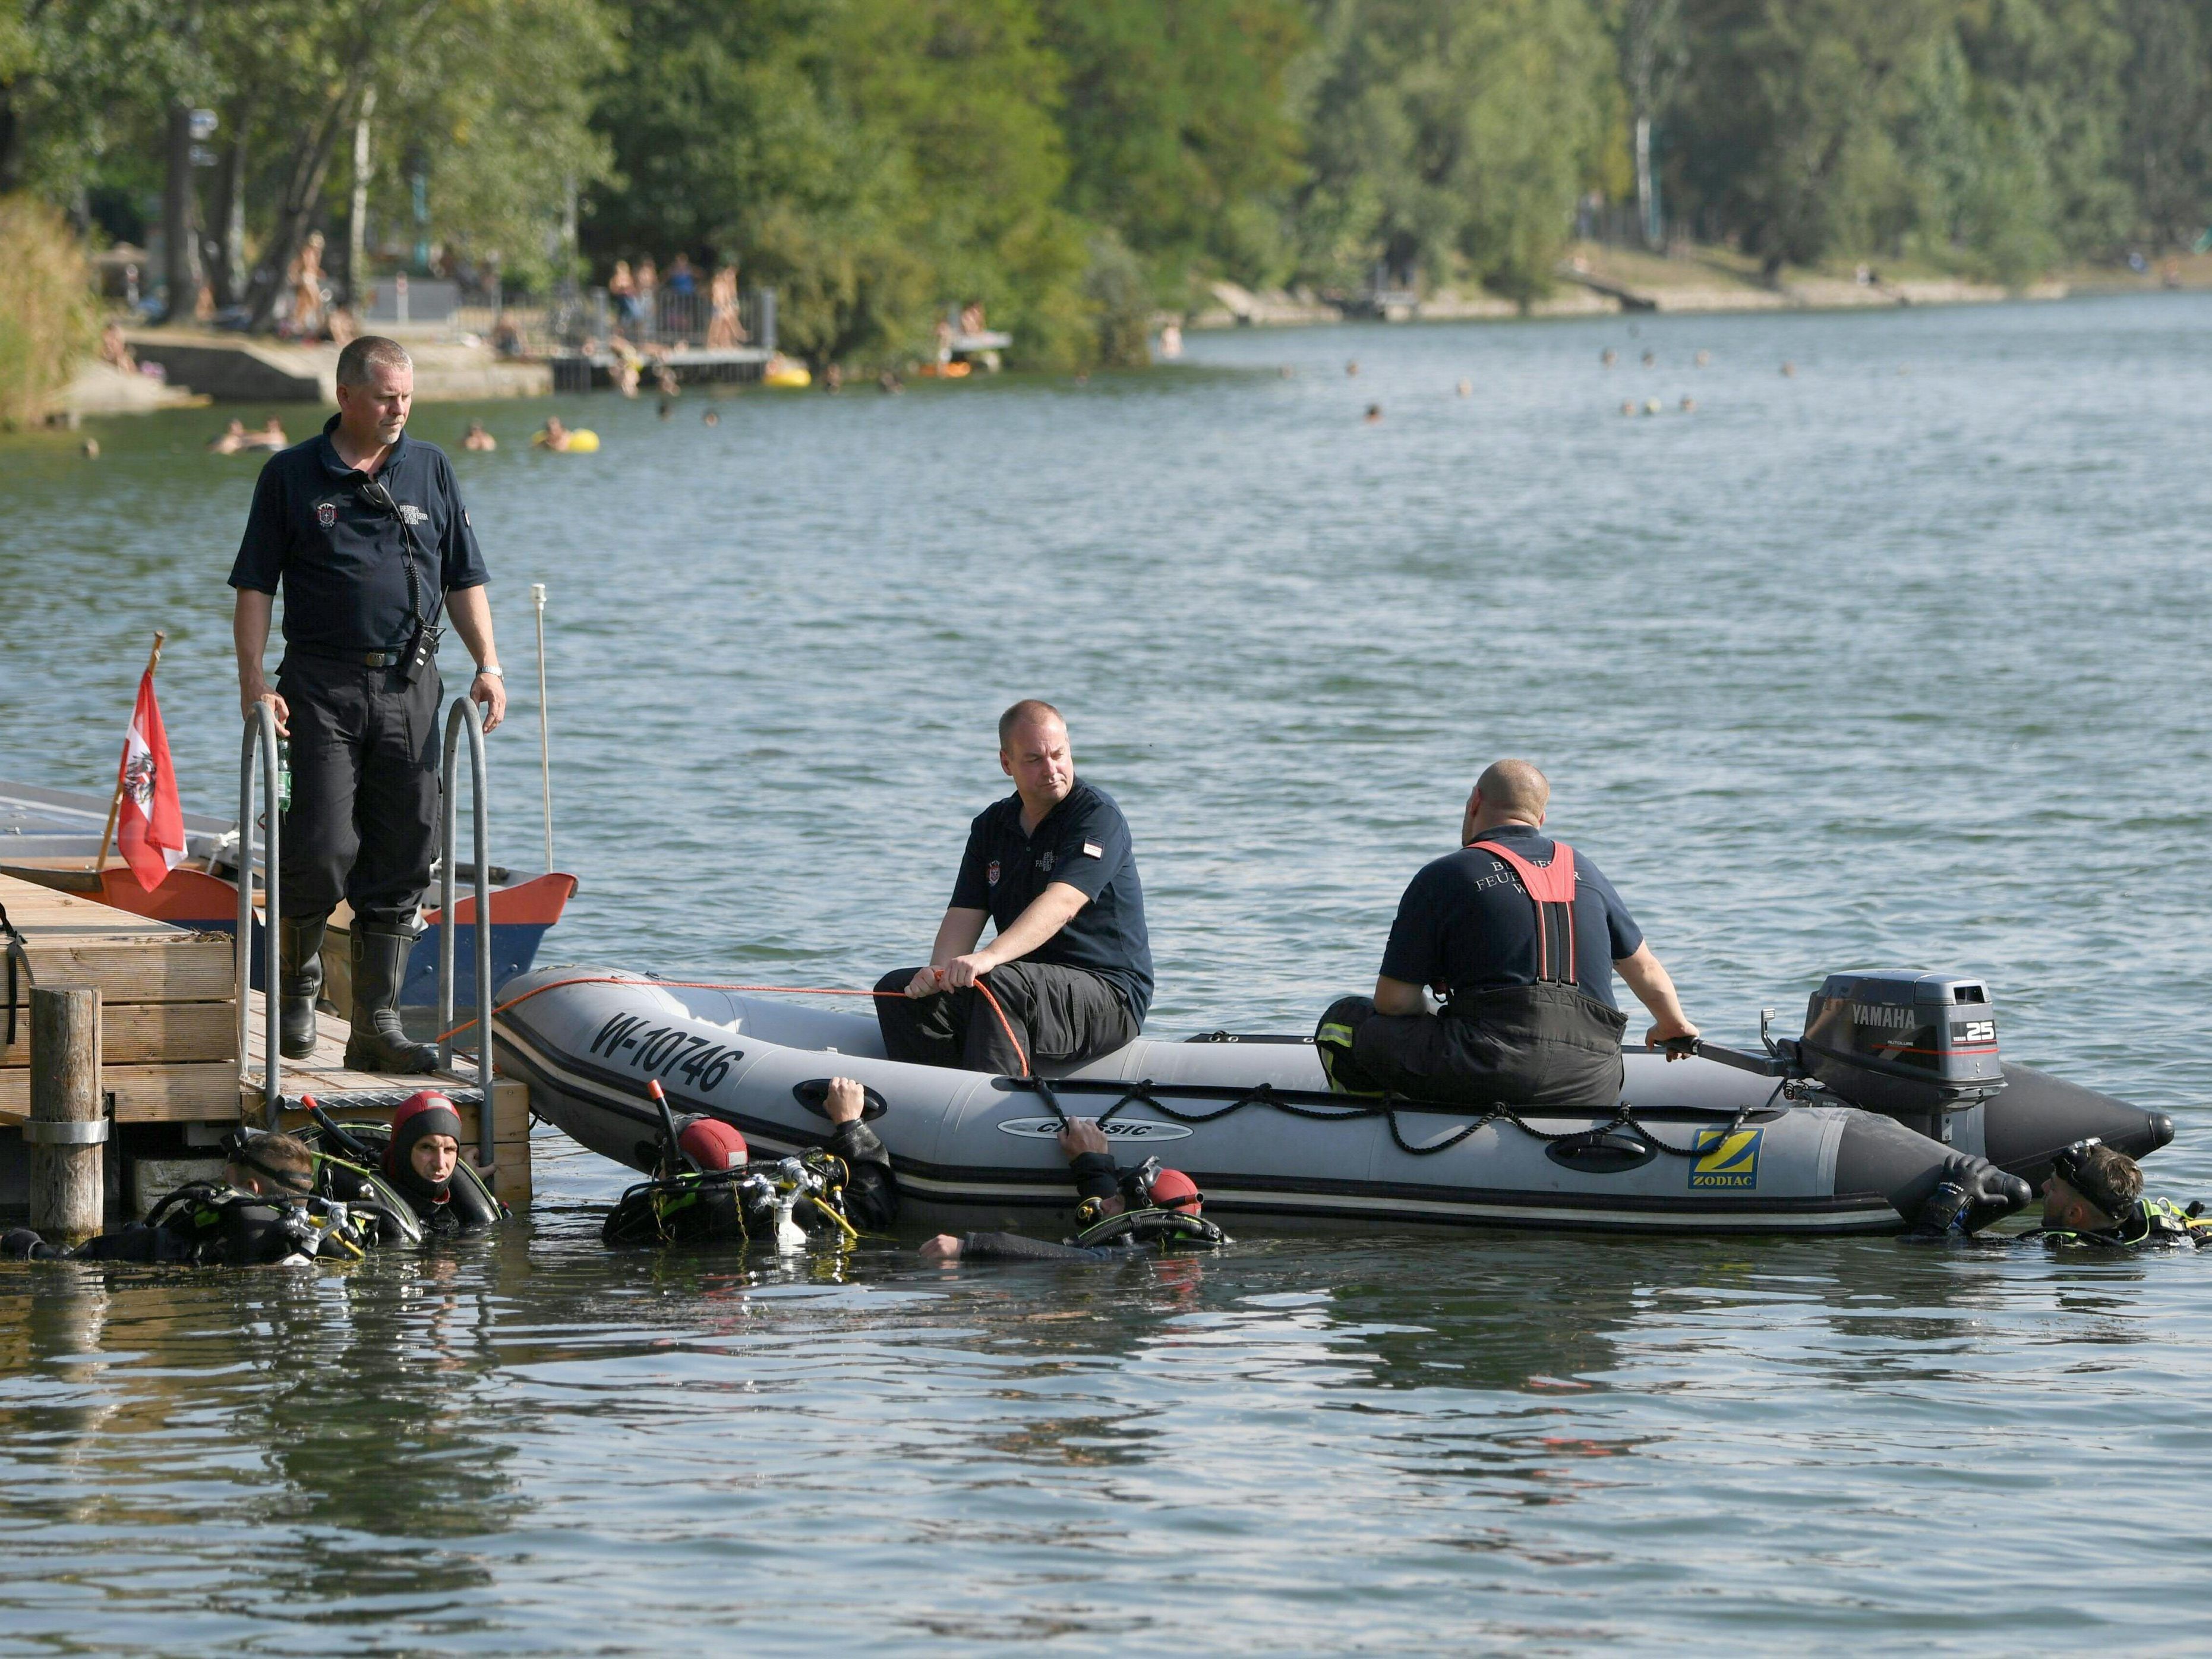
<box><xmin>0</xmin><ymin>195</ymin><xmax>96</xmax><ymax>430</ymax></box>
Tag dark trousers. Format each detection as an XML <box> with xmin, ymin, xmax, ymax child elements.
<box><xmin>874</xmin><ymin>960</ymin><xmax>1138</xmax><ymax>1075</ymax></box>
<box><xmin>1320</xmin><ymin>985</ymin><xmax>1627</xmax><ymax>1111</ymax></box>
<box><xmin>276</xmin><ymin>654</ymin><xmax>441</xmax><ymax>928</ymax></box>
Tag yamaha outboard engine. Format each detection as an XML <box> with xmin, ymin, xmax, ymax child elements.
<box><xmin>1796</xmin><ymin>970</ymin><xmax>2005</xmax><ymax>1130</ymax></box>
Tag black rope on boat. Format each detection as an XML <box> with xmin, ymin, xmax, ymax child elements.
<box><xmin>1015</xmin><ymin>1078</ymin><xmax>1745</xmax><ymax>1160</ymax></box>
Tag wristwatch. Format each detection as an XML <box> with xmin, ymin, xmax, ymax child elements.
<box><xmin>474</xmin><ymin>664</ymin><xmax>504</xmax><ymax>679</ymax></box>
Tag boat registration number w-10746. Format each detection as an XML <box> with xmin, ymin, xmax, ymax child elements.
<box><xmin>588</xmin><ymin>1013</ymin><xmax>740</xmax><ymax>1092</ymax></box>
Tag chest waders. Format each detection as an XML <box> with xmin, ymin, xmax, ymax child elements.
<box><xmin>1438</xmin><ymin>840</ymin><xmax>1629</xmax><ymax>1111</ymax></box>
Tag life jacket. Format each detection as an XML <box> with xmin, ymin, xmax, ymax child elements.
<box><xmin>1468</xmin><ymin>839</ymin><xmax>1586</xmax><ymax>993</ymax></box>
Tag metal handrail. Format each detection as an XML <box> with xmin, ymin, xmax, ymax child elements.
<box><xmin>436</xmin><ymin>696</ymin><xmax>495</xmax><ymax>1166</ymax></box>
<box><xmin>236</xmin><ymin>702</ymin><xmax>283</xmax><ymax>1127</ymax></box>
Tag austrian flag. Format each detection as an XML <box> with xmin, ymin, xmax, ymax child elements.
<box><xmin>115</xmin><ymin>667</ymin><xmax>185</xmax><ymax>891</ymax></box>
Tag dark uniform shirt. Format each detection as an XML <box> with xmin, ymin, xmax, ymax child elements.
<box><xmin>1380</xmin><ymin>822</ymin><xmax>1643</xmax><ymax>1011</ymax></box>
<box><xmin>227</xmin><ymin>414</ymin><xmax>488</xmax><ymax>652</ymax></box>
<box><xmin>949</xmin><ymin>779</ymin><xmax>1153</xmax><ymax>1021</ymax></box>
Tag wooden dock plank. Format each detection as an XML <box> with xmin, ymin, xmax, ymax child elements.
<box><xmin>0</xmin><ymin>1062</ymin><xmax>240</xmax><ymax>1123</ymax></box>
<box><xmin>2</xmin><ymin>1000</ymin><xmax>234</xmax><ymax>1068</ymax></box>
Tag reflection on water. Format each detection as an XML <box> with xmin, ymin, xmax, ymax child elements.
<box><xmin>6</xmin><ymin>295</ymin><xmax>2212</xmax><ymax>1647</ymax></box>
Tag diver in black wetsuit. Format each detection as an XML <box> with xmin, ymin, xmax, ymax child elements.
<box><xmin>4</xmin><ymin>1130</ymin><xmax>374</xmax><ymax>1265</ymax></box>
<box><xmin>920</xmin><ymin>1118</ymin><xmax>1225</xmax><ymax>1264</ymax></box>
<box><xmin>1910</xmin><ymin>1139</ymin><xmax>2212</xmax><ymax>1247</ymax></box>
<box><xmin>600</xmin><ymin>1078</ymin><xmax>898</xmax><ymax>1247</ymax></box>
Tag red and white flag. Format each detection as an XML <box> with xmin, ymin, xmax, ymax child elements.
<box><xmin>115</xmin><ymin>666</ymin><xmax>185</xmax><ymax>892</ymax></box>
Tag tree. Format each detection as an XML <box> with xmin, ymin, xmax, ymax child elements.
<box><xmin>1296</xmin><ymin>0</ymin><xmax>1617</xmax><ymax>300</ymax></box>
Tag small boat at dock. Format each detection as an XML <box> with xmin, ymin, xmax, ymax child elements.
<box><xmin>493</xmin><ymin>967</ymin><xmax>2173</xmax><ymax>1237</ymax></box>
<box><xmin>0</xmin><ymin>775</ymin><xmax>575</xmax><ymax>1007</ymax></box>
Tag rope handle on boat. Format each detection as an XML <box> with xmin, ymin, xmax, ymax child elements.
<box><xmin>437</xmin><ymin>972</ymin><xmax>1034</xmax><ymax>1079</ymax></box>
<box><xmin>459</xmin><ymin>976</ymin><xmax>1776</xmax><ymax>1153</ymax></box>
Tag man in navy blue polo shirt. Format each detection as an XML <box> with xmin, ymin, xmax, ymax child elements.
<box><xmin>1315</xmin><ymin>758</ymin><xmax>1699</xmax><ymax>1109</ymax></box>
<box><xmin>228</xmin><ymin>336</ymin><xmax>506</xmax><ymax>1073</ymax></box>
<box><xmin>874</xmin><ymin>701</ymin><xmax>1151</xmax><ymax>1074</ymax></box>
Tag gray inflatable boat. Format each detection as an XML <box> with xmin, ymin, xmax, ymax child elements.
<box><xmin>493</xmin><ymin>967</ymin><xmax>2173</xmax><ymax>1236</ymax></box>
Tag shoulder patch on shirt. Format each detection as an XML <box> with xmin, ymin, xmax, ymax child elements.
<box><xmin>1081</xmin><ymin>841</ymin><xmax>1103</xmax><ymax>859</ymax></box>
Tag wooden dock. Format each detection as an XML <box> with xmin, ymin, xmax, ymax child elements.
<box><xmin>1</xmin><ymin>870</ymin><xmax>531</xmax><ymax>1216</ymax></box>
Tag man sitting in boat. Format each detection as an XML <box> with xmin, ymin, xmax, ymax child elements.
<box><xmin>2019</xmin><ymin>1140</ymin><xmax>2212</xmax><ymax>1249</ymax></box>
<box><xmin>1316</xmin><ymin>758</ymin><xmax>1698</xmax><ymax>1109</ymax></box>
<box><xmin>875</xmin><ymin>701</ymin><xmax>1152</xmax><ymax>1076</ymax></box>
<box><xmin>919</xmin><ymin>1118</ymin><xmax>1224</xmax><ymax>1263</ymax></box>
<box><xmin>4</xmin><ymin>1131</ymin><xmax>374</xmax><ymax>1265</ymax></box>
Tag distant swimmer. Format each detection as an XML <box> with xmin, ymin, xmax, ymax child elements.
<box><xmin>1345</xmin><ymin>359</ymin><xmax>1359</xmax><ymax>376</ymax></box>
<box><xmin>1364</xmin><ymin>403</ymin><xmax>1382</xmax><ymax>423</ymax></box>
<box><xmin>81</xmin><ymin>438</ymin><xmax>99</xmax><ymax>459</ymax></box>
<box><xmin>462</xmin><ymin>420</ymin><xmax>497</xmax><ymax>452</ymax></box>
<box><xmin>532</xmin><ymin>417</ymin><xmax>588</xmax><ymax>452</ymax></box>
<box><xmin>1279</xmin><ymin>365</ymin><xmax>1295</xmax><ymax>378</ymax></box>
<box><xmin>1456</xmin><ymin>379</ymin><xmax>1471</xmax><ymax>397</ymax></box>
<box><xmin>209</xmin><ymin>418</ymin><xmax>250</xmax><ymax>455</ymax></box>
<box><xmin>702</xmin><ymin>407</ymin><xmax>721</xmax><ymax>425</ymax></box>
<box><xmin>1641</xmin><ymin>350</ymin><xmax>1655</xmax><ymax>367</ymax></box>
<box><xmin>1679</xmin><ymin>395</ymin><xmax>1696</xmax><ymax>412</ymax></box>
<box><xmin>242</xmin><ymin>417</ymin><xmax>288</xmax><ymax>450</ymax></box>
<box><xmin>1781</xmin><ymin>360</ymin><xmax>1797</xmax><ymax>377</ymax></box>
<box><xmin>878</xmin><ymin>370</ymin><xmax>903</xmax><ymax>393</ymax></box>
<box><xmin>657</xmin><ymin>398</ymin><xmax>674</xmax><ymax>420</ymax></box>
<box><xmin>1601</xmin><ymin>348</ymin><xmax>1617</xmax><ymax>367</ymax></box>
<box><xmin>873</xmin><ymin>700</ymin><xmax>1152</xmax><ymax>1077</ymax></box>
<box><xmin>1620</xmin><ymin>399</ymin><xmax>1637</xmax><ymax>416</ymax></box>
<box><xmin>1695</xmin><ymin>349</ymin><xmax>1711</xmax><ymax>367</ymax></box>
<box><xmin>1314</xmin><ymin>758</ymin><xmax>1699</xmax><ymax>1110</ymax></box>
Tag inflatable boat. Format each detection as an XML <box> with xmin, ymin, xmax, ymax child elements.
<box><xmin>492</xmin><ymin>967</ymin><xmax>2175</xmax><ymax>1237</ymax></box>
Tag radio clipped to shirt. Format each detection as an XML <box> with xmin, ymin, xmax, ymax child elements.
<box><xmin>355</xmin><ymin>476</ymin><xmax>443</xmax><ymax>684</ymax></box>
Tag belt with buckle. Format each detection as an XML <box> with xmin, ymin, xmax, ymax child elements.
<box><xmin>292</xmin><ymin>645</ymin><xmax>406</xmax><ymax>668</ymax></box>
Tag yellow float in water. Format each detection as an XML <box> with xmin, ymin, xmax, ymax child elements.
<box><xmin>762</xmin><ymin>355</ymin><xmax>812</xmax><ymax>389</ymax></box>
<box><xmin>531</xmin><ymin>427</ymin><xmax>599</xmax><ymax>452</ymax></box>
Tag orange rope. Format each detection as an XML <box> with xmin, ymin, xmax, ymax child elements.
<box><xmin>436</xmin><ymin>970</ymin><xmax>1034</xmax><ymax>1077</ymax></box>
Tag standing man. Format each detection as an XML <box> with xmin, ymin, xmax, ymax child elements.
<box><xmin>875</xmin><ymin>701</ymin><xmax>1151</xmax><ymax>1074</ymax></box>
<box><xmin>229</xmin><ymin>335</ymin><xmax>506</xmax><ymax>1073</ymax></box>
<box><xmin>1316</xmin><ymin>758</ymin><xmax>1697</xmax><ymax>1109</ymax></box>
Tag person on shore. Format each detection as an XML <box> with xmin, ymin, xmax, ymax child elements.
<box><xmin>706</xmin><ymin>266</ymin><xmax>745</xmax><ymax>348</ymax></box>
<box><xmin>635</xmin><ymin>258</ymin><xmax>660</xmax><ymax>335</ymax></box>
<box><xmin>920</xmin><ymin>1119</ymin><xmax>1222</xmax><ymax>1264</ymax></box>
<box><xmin>600</xmin><ymin>1079</ymin><xmax>897</xmax><ymax>1246</ymax></box>
<box><xmin>875</xmin><ymin>701</ymin><xmax>1152</xmax><ymax>1076</ymax></box>
<box><xmin>99</xmin><ymin>322</ymin><xmax>137</xmax><ymax>374</ymax></box>
<box><xmin>2021</xmin><ymin>1141</ymin><xmax>2212</xmax><ymax>1249</ymax></box>
<box><xmin>1315</xmin><ymin>758</ymin><xmax>1697</xmax><ymax>1109</ymax></box>
<box><xmin>229</xmin><ymin>335</ymin><xmax>506</xmax><ymax>1074</ymax></box>
<box><xmin>209</xmin><ymin>418</ymin><xmax>250</xmax><ymax>455</ymax></box>
<box><xmin>608</xmin><ymin>260</ymin><xmax>639</xmax><ymax>327</ymax></box>
<box><xmin>3</xmin><ymin>1131</ymin><xmax>371</xmax><ymax>1264</ymax></box>
<box><xmin>462</xmin><ymin>420</ymin><xmax>497</xmax><ymax>452</ymax></box>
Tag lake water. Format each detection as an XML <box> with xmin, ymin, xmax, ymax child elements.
<box><xmin>3</xmin><ymin>294</ymin><xmax>2211</xmax><ymax>1652</ymax></box>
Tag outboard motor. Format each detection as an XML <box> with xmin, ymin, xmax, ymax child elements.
<box><xmin>1796</xmin><ymin>970</ymin><xmax>2006</xmax><ymax>1121</ymax></box>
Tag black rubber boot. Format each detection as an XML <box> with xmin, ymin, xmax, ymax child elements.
<box><xmin>344</xmin><ymin>924</ymin><xmax>441</xmax><ymax>1075</ymax></box>
<box><xmin>279</xmin><ymin>914</ymin><xmax>328</xmax><ymax>1060</ymax></box>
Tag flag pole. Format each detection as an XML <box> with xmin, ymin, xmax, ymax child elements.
<box><xmin>94</xmin><ymin>630</ymin><xmax>166</xmax><ymax>876</ymax></box>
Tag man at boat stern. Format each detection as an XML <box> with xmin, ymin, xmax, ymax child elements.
<box><xmin>1316</xmin><ymin>758</ymin><xmax>1697</xmax><ymax>1109</ymax></box>
<box><xmin>875</xmin><ymin>701</ymin><xmax>1151</xmax><ymax>1075</ymax></box>
<box><xmin>228</xmin><ymin>335</ymin><xmax>506</xmax><ymax>1073</ymax></box>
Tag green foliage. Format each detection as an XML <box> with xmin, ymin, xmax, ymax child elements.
<box><xmin>1297</xmin><ymin>0</ymin><xmax>1616</xmax><ymax>299</ymax></box>
<box><xmin>0</xmin><ymin>191</ymin><xmax>94</xmax><ymax>427</ymax></box>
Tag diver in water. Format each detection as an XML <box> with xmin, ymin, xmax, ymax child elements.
<box><xmin>600</xmin><ymin>1077</ymin><xmax>897</xmax><ymax>1247</ymax></box>
<box><xmin>2020</xmin><ymin>1141</ymin><xmax>2211</xmax><ymax>1249</ymax></box>
<box><xmin>4</xmin><ymin>1131</ymin><xmax>375</xmax><ymax>1265</ymax></box>
<box><xmin>920</xmin><ymin>1118</ymin><xmax>1226</xmax><ymax>1264</ymax></box>
<box><xmin>371</xmin><ymin>1091</ymin><xmax>504</xmax><ymax>1235</ymax></box>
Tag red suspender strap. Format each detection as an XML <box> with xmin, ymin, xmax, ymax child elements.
<box><xmin>1470</xmin><ymin>840</ymin><xmax>1579</xmax><ymax>985</ymax></box>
